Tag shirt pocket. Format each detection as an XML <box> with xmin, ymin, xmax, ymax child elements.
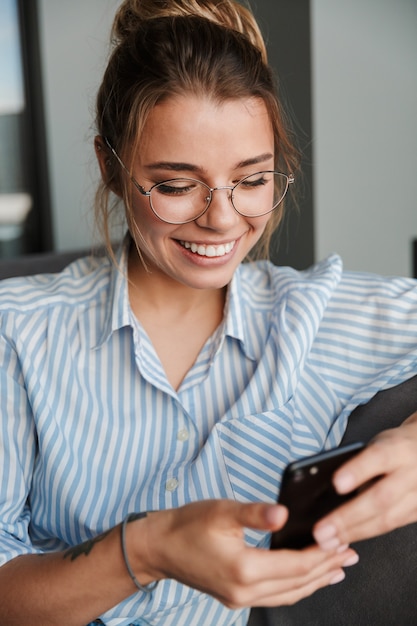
<box><xmin>190</xmin><ymin>402</ymin><xmax>315</xmax><ymax>548</ymax></box>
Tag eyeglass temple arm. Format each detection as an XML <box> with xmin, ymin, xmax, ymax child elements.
<box><xmin>102</xmin><ymin>137</ymin><xmax>148</xmax><ymax>196</ymax></box>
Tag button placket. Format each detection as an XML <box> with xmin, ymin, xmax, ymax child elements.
<box><xmin>176</xmin><ymin>428</ymin><xmax>190</xmax><ymax>442</ymax></box>
<box><xmin>165</xmin><ymin>477</ymin><xmax>179</xmax><ymax>492</ymax></box>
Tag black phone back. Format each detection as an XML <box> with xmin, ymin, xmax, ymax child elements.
<box><xmin>270</xmin><ymin>442</ymin><xmax>364</xmax><ymax>550</ymax></box>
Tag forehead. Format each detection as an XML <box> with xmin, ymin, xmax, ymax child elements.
<box><xmin>136</xmin><ymin>95</ymin><xmax>274</xmax><ymax>168</ymax></box>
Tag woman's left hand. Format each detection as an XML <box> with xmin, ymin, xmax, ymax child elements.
<box><xmin>313</xmin><ymin>411</ymin><xmax>417</xmax><ymax>551</ymax></box>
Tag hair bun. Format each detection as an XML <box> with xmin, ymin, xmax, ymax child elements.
<box><xmin>112</xmin><ymin>0</ymin><xmax>267</xmax><ymax>61</ymax></box>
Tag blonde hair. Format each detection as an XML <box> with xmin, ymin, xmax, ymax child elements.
<box><xmin>113</xmin><ymin>0</ymin><xmax>268</xmax><ymax>62</ymax></box>
<box><xmin>95</xmin><ymin>0</ymin><xmax>299</xmax><ymax>259</ymax></box>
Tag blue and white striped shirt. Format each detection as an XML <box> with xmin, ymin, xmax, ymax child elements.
<box><xmin>1</xmin><ymin>245</ymin><xmax>417</xmax><ymax>626</ymax></box>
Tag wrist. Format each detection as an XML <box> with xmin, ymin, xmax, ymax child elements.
<box><xmin>121</xmin><ymin>512</ymin><xmax>160</xmax><ymax>591</ymax></box>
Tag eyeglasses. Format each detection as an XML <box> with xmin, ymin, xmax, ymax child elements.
<box><xmin>104</xmin><ymin>138</ymin><xmax>294</xmax><ymax>225</ymax></box>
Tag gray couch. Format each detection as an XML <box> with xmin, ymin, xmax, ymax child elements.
<box><xmin>0</xmin><ymin>248</ymin><xmax>91</xmax><ymax>279</ymax></box>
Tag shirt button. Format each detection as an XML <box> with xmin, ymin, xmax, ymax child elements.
<box><xmin>177</xmin><ymin>429</ymin><xmax>189</xmax><ymax>442</ymax></box>
<box><xmin>166</xmin><ymin>478</ymin><xmax>179</xmax><ymax>492</ymax></box>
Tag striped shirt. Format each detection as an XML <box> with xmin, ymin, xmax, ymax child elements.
<box><xmin>1</xmin><ymin>244</ymin><xmax>417</xmax><ymax>626</ymax></box>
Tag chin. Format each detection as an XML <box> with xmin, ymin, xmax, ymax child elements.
<box><xmin>179</xmin><ymin>269</ymin><xmax>236</xmax><ymax>291</ymax></box>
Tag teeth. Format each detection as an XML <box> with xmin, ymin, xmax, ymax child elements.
<box><xmin>181</xmin><ymin>240</ymin><xmax>236</xmax><ymax>257</ymax></box>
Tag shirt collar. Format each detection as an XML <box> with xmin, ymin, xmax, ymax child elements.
<box><xmin>94</xmin><ymin>241</ymin><xmax>256</xmax><ymax>359</ymax></box>
<box><xmin>223</xmin><ymin>265</ymin><xmax>258</xmax><ymax>361</ymax></box>
<box><xmin>94</xmin><ymin>239</ymin><xmax>132</xmax><ymax>348</ymax></box>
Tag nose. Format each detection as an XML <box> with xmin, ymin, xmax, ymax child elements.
<box><xmin>195</xmin><ymin>186</ymin><xmax>241</xmax><ymax>230</ymax></box>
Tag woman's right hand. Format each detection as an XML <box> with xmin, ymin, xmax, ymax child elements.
<box><xmin>129</xmin><ymin>499</ymin><xmax>359</xmax><ymax>608</ymax></box>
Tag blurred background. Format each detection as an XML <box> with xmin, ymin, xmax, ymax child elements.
<box><xmin>0</xmin><ymin>0</ymin><xmax>416</xmax><ymax>276</ymax></box>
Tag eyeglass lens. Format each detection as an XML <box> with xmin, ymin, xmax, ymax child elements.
<box><xmin>149</xmin><ymin>172</ymin><xmax>289</xmax><ymax>223</ymax></box>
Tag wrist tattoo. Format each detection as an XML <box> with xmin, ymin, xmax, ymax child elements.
<box><xmin>125</xmin><ymin>512</ymin><xmax>148</xmax><ymax>524</ymax></box>
<box><xmin>63</xmin><ymin>529</ymin><xmax>112</xmax><ymax>562</ymax></box>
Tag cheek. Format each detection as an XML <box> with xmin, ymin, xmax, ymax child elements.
<box><xmin>128</xmin><ymin>195</ymin><xmax>162</xmax><ymax>237</ymax></box>
<box><xmin>128</xmin><ymin>193</ymin><xmax>150</xmax><ymax>222</ymax></box>
<box><xmin>129</xmin><ymin>197</ymin><xmax>178</xmax><ymax>245</ymax></box>
<box><xmin>251</xmin><ymin>214</ymin><xmax>272</xmax><ymax>236</ymax></box>
<box><xmin>245</xmin><ymin>214</ymin><xmax>272</xmax><ymax>251</ymax></box>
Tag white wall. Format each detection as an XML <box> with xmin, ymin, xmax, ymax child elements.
<box><xmin>38</xmin><ymin>0</ymin><xmax>120</xmax><ymax>251</ymax></box>
<box><xmin>311</xmin><ymin>0</ymin><xmax>417</xmax><ymax>276</ymax></box>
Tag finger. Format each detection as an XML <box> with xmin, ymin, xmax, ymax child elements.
<box><xmin>335</xmin><ymin>492</ymin><xmax>417</xmax><ymax>543</ymax></box>
<box><xmin>230</xmin><ymin>542</ymin><xmax>358</xmax><ymax>587</ymax></box>
<box><xmin>259</xmin><ymin>546</ymin><xmax>359</xmax><ymax>589</ymax></box>
<box><xmin>221</xmin><ymin>546</ymin><xmax>359</xmax><ymax>608</ymax></box>
<box><xmin>314</xmin><ymin>425</ymin><xmax>417</xmax><ymax>549</ymax></box>
<box><xmin>313</xmin><ymin>470</ymin><xmax>417</xmax><ymax>549</ymax></box>
<box><xmin>251</xmin><ymin>566</ymin><xmax>348</xmax><ymax>608</ymax></box>
<box><xmin>231</xmin><ymin>502</ymin><xmax>289</xmax><ymax>532</ymax></box>
<box><xmin>332</xmin><ymin>429</ymin><xmax>415</xmax><ymax>495</ymax></box>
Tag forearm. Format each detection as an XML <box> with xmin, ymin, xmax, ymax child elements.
<box><xmin>0</xmin><ymin>501</ymin><xmax>359</xmax><ymax>624</ymax></box>
<box><xmin>0</xmin><ymin>517</ymin><xmax>153</xmax><ymax>626</ymax></box>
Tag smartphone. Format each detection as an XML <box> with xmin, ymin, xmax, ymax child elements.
<box><xmin>270</xmin><ymin>441</ymin><xmax>365</xmax><ymax>550</ymax></box>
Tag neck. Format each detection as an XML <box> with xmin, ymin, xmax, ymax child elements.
<box><xmin>127</xmin><ymin>247</ymin><xmax>227</xmax><ymax>389</ymax></box>
<box><xmin>127</xmin><ymin>245</ymin><xmax>227</xmax><ymax>320</ymax></box>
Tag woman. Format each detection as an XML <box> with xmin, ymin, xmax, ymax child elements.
<box><xmin>0</xmin><ymin>1</ymin><xmax>416</xmax><ymax>625</ymax></box>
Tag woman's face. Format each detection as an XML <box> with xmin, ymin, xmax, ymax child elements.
<box><xmin>125</xmin><ymin>95</ymin><xmax>274</xmax><ymax>290</ymax></box>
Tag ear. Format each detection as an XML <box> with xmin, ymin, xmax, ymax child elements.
<box><xmin>94</xmin><ymin>136</ymin><xmax>122</xmax><ymax>197</ymax></box>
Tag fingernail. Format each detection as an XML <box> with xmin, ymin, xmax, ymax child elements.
<box><xmin>343</xmin><ymin>553</ymin><xmax>360</xmax><ymax>567</ymax></box>
<box><xmin>314</xmin><ymin>524</ymin><xmax>340</xmax><ymax>551</ymax></box>
<box><xmin>330</xmin><ymin>570</ymin><xmax>346</xmax><ymax>585</ymax></box>
<box><xmin>265</xmin><ymin>504</ymin><xmax>287</xmax><ymax>527</ymax></box>
<box><xmin>336</xmin><ymin>544</ymin><xmax>349</xmax><ymax>553</ymax></box>
<box><xmin>334</xmin><ymin>472</ymin><xmax>355</xmax><ymax>493</ymax></box>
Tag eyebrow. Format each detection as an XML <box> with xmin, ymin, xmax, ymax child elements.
<box><xmin>235</xmin><ymin>153</ymin><xmax>274</xmax><ymax>168</ymax></box>
<box><xmin>144</xmin><ymin>152</ymin><xmax>274</xmax><ymax>173</ymax></box>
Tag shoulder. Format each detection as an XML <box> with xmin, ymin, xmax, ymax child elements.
<box><xmin>0</xmin><ymin>254</ymin><xmax>113</xmax><ymax>316</ymax></box>
<box><xmin>238</xmin><ymin>256</ymin><xmax>417</xmax><ymax>306</ymax></box>
<box><xmin>237</xmin><ymin>255</ymin><xmax>343</xmax><ymax>307</ymax></box>
<box><xmin>337</xmin><ymin>268</ymin><xmax>417</xmax><ymax>299</ymax></box>
<box><xmin>323</xmin><ymin>266</ymin><xmax>417</xmax><ymax>327</ymax></box>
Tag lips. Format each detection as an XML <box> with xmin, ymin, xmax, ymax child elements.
<box><xmin>179</xmin><ymin>240</ymin><xmax>236</xmax><ymax>258</ymax></box>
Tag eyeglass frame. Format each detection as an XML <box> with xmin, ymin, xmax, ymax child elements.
<box><xmin>103</xmin><ymin>137</ymin><xmax>294</xmax><ymax>225</ymax></box>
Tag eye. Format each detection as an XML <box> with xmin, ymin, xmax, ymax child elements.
<box><xmin>154</xmin><ymin>179</ymin><xmax>199</xmax><ymax>196</ymax></box>
<box><xmin>238</xmin><ymin>173</ymin><xmax>271</xmax><ymax>190</ymax></box>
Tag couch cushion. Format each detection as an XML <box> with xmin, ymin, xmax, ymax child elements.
<box><xmin>0</xmin><ymin>250</ymin><xmax>90</xmax><ymax>279</ymax></box>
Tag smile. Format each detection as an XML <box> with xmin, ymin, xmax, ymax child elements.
<box><xmin>179</xmin><ymin>240</ymin><xmax>236</xmax><ymax>257</ymax></box>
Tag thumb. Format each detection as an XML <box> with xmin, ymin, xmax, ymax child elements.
<box><xmin>234</xmin><ymin>502</ymin><xmax>288</xmax><ymax>532</ymax></box>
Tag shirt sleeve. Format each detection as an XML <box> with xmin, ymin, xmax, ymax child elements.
<box><xmin>0</xmin><ymin>323</ymin><xmax>41</xmax><ymax>566</ymax></box>
<box><xmin>308</xmin><ymin>272</ymin><xmax>417</xmax><ymax>447</ymax></box>
<box><xmin>324</xmin><ymin>273</ymin><xmax>417</xmax><ymax>376</ymax></box>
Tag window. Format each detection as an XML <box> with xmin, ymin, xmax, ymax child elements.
<box><xmin>0</xmin><ymin>0</ymin><xmax>52</xmax><ymax>257</ymax></box>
